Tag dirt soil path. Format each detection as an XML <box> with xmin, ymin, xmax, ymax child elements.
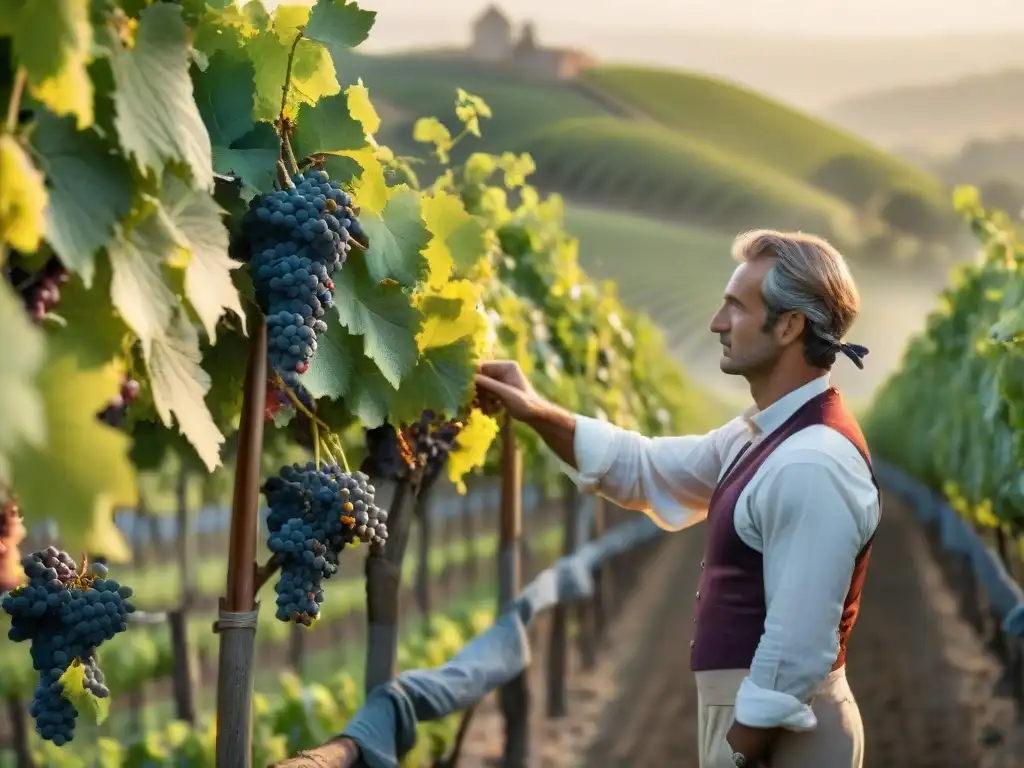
<box><xmin>458</xmin><ymin>494</ymin><xmax>1024</xmax><ymax>767</ymax></box>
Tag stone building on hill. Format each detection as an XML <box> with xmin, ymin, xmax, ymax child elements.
<box><xmin>467</xmin><ymin>5</ymin><xmax>596</xmax><ymax>80</ymax></box>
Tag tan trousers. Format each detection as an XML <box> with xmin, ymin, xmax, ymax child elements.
<box><xmin>696</xmin><ymin>666</ymin><xmax>864</xmax><ymax>768</ymax></box>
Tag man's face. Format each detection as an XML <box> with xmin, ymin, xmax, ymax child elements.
<box><xmin>709</xmin><ymin>259</ymin><xmax>781</xmax><ymax>377</ymax></box>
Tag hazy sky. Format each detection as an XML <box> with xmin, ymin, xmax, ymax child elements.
<box><xmin>267</xmin><ymin>0</ymin><xmax>1024</xmax><ymax>45</ymax></box>
<box><xmin>354</xmin><ymin>0</ymin><xmax>1024</xmax><ymax>48</ymax></box>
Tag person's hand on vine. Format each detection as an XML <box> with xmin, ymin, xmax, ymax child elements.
<box><xmin>473</xmin><ymin>360</ymin><xmax>546</xmax><ymax>423</ymax></box>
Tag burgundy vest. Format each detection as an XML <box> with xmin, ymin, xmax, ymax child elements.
<box><xmin>689</xmin><ymin>387</ymin><xmax>878</xmax><ymax>672</ymax></box>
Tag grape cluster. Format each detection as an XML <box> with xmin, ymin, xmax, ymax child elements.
<box><xmin>241</xmin><ymin>168</ymin><xmax>365</xmax><ymax>385</ymax></box>
<box><xmin>97</xmin><ymin>375</ymin><xmax>141</xmax><ymax>428</ymax></box>
<box><xmin>406</xmin><ymin>411</ymin><xmax>464</xmax><ymax>485</ymax></box>
<box><xmin>264</xmin><ymin>462</ymin><xmax>388</xmax><ymax>625</ymax></box>
<box><xmin>5</xmin><ymin>257</ymin><xmax>69</xmax><ymax>324</ymax></box>
<box><xmin>2</xmin><ymin>549</ymin><xmax>135</xmax><ymax>745</ymax></box>
<box><xmin>361</xmin><ymin>423</ymin><xmax>407</xmax><ymax>480</ymax></box>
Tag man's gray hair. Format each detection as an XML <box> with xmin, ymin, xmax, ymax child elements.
<box><xmin>731</xmin><ymin>229</ymin><xmax>861</xmax><ymax>368</ymax></box>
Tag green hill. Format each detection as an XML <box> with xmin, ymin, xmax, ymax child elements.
<box><xmin>333</xmin><ymin>52</ymin><xmax>607</xmax><ymax>151</ymax></box>
<box><xmin>582</xmin><ymin>67</ymin><xmax>945</xmax><ymax>203</ymax></box>
<box><xmin>333</xmin><ymin>52</ymin><xmax>952</xmax><ymax>253</ymax></box>
<box><xmin>520</xmin><ymin>117</ymin><xmax>859</xmax><ymax>245</ymax></box>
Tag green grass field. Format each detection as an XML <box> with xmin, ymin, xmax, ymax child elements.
<box><xmin>565</xmin><ymin>206</ymin><xmax>950</xmax><ymax>408</ymax></box>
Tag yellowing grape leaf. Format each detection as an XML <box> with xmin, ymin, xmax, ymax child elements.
<box><xmin>108</xmin><ymin>217</ymin><xmax>225</xmax><ymax>470</ymax></box>
<box><xmin>157</xmin><ymin>176</ymin><xmax>245</xmax><ymax>341</ymax></box>
<box><xmin>345</xmin><ymin>81</ymin><xmax>380</xmax><ymax>136</ymax></box>
<box><xmin>8</xmin><ymin>344</ymin><xmax>135</xmax><ymax>561</ymax></box>
<box><xmin>11</xmin><ymin>0</ymin><xmax>93</xmax><ymax>128</ymax></box>
<box><xmin>359</xmin><ymin>185</ymin><xmax>429</xmax><ymax>287</ymax></box>
<box><xmin>420</xmin><ymin>190</ymin><xmax>488</xmax><ymax>287</ymax></box>
<box><xmin>0</xmin><ymin>135</ymin><xmax>48</xmax><ymax>254</ymax></box>
<box><xmin>335</xmin><ymin>146</ymin><xmax>387</xmax><ymax>214</ymax></box>
<box><xmin>110</xmin><ymin>3</ymin><xmax>213</xmax><ymax>187</ymax></box>
<box><xmin>31</xmin><ymin>115</ymin><xmax>133</xmax><ymax>286</ymax></box>
<box><xmin>332</xmin><ymin>258</ymin><xmax>420</xmax><ymax>389</ymax></box>
<box><xmin>60</xmin><ymin>660</ymin><xmax>110</xmax><ymax>725</ymax></box>
<box><xmin>246</xmin><ymin>30</ymin><xmax>339</xmax><ymax>122</ymax></box>
<box><xmin>0</xmin><ymin>283</ymin><xmax>46</xmax><ymax>482</ymax></box>
<box><xmin>416</xmin><ymin>280</ymin><xmax>486</xmax><ymax>351</ymax></box>
<box><xmin>447</xmin><ymin>409</ymin><xmax>499</xmax><ymax>493</ymax></box>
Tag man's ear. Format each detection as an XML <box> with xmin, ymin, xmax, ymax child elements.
<box><xmin>776</xmin><ymin>311</ymin><xmax>805</xmax><ymax>346</ymax></box>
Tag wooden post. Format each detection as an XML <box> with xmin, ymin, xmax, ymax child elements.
<box><xmin>416</xmin><ymin>490</ymin><xmax>433</xmax><ymax>635</ymax></box>
<box><xmin>215</xmin><ymin>317</ymin><xmax>267</xmax><ymax>768</ymax></box>
<box><xmin>575</xmin><ymin>496</ymin><xmax>598</xmax><ymax>671</ymax></box>
<box><xmin>168</xmin><ymin>609</ymin><xmax>198</xmax><ymax>724</ymax></box>
<box><xmin>546</xmin><ymin>477</ymin><xmax>578</xmax><ymax>717</ymax></box>
<box><xmin>364</xmin><ymin>479</ymin><xmax>414</xmax><ymax>694</ymax></box>
<box><xmin>497</xmin><ymin>415</ymin><xmax>528</xmax><ymax>768</ymax></box>
<box><xmin>171</xmin><ymin>467</ymin><xmax>198</xmax><ymax>724</ymax></box>
<box><xmin>7</xmin><ymin>696</ymin><xmax>33</xmax><ymax>768</ymax></box>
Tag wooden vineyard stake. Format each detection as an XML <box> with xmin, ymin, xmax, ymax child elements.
<box><xmin>215</xmin><ymin>317</ymin><xmax>268</xmax><ymax>768</ymax></box>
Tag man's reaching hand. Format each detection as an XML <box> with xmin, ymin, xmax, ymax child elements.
<box><xmin>474</xmin><ymin>360</ymin><xmax>544</xmax><ymax>423</ymax></box>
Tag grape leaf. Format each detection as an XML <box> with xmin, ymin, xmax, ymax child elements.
<box><xmin>246</xmin><ymin>30</ymin><xmax>339</xmax><ymax>122</ymax></box>
<box><xmin>345</xmin><ymin>81</ymin><xmax>380</xmax><ymax>136</ymax></box>
<box><xmin>332</xmin><ymin>258</ymin><xmax>420</xmax><ymax>389</ymax></box>
<box><xmin>192</xmin><ymin>49</ymin><xmax>278</xmax><ymax>196</ymax></box>
<box><xmin>344</xmin><ymin>357</ymin><xmax>391</xmax><ymax>427</ymax></box>
<box><xmin>31</xmin><ymin>115</ymin><xmax>133</xmax><ymax>286</ymax></box>
<box><xmin>10</xmin><ymin>0</ymin><xmax>93</xmax><ymax>128</ymax></box>
<box><xmin>8</xmin><ymin>344</ymin><xmax>136</xmax><ymax>561</ymax></box>
<box><xmin>359</xmin><ymin>185</ymin><xmax>429</xmax><ymax>287</ymax></box>
<box><xmin>416</xmin><ymin>280</ymin><xmax>487</xmax><ymax>351</ymax></box>
<box><xmin>60</xmin><ymin>661</ymin><xmax>110</xmax><ymax>726</ymax></box>
<box><xmin>56</xmin><ymin>270</ymin><xmax>130</xmax><ymax>370</ymax></box>
<box><xmin>219</xmin><ymin>124</ymin><xmax>280</xmax><ymax>197</ymax></box>
<box><xmin>0</xmin><ymin>283</ymin><xmax>46</xmax><ymax>481</ymax></box>
<box><xmin>145</xmin><ymin>311</ymin><xmax>225</xmax><ymax>472</ymax></box>
<box><xmin>336</xmin><ymin>146</ymin><xmax>387</xmax><ymax>214</ymax></box>
<box><xmin>293</xmin><ymin>92</ymin><xmax>367</xmax><ymax>157</ymax></box>
<box><xmin>447</xmin><ymin>409</ymin><xmax>499</xmax><ymax>494</ymax></box>
<box><xmin>302</xmin><ymin>325</ymin><xmax>356</xmax><ymax>400</ymax></box>
<box><xmin>110</xmin><ymin>3</ymin><xmax>213</xmax><ymax>187</ymax></box>
<box><xmin>108</xmin><ymin>216</ymin><xmax>225</xmax><ymax>470</ymax></box>
<box><xmin>304</xmin><ymin>0</ymin><xmax>377</xmax><ymax>60</ymax></box>
<box><xmin>420</xmin><ymin>190</ymin><xmax>488</xmax><ymax>286</ymax></box>
<box><xmin>0</xmin><ymin>135</ymin><xmax>48</xmax><ymax>254</ymax></box>
<box><xmin>388</xmin><ymin>339</ymin><xmax>476</xmax><ymax>424</ymax></box>
<box><xmin>202</xmin><ymin>322</ymin><xmax>252</xmax><ymax>430</ymax></box>
<box><xmin>157</xmin><ymin>176</ymin><xmax>245</xmax><ymax>341</ymax></box>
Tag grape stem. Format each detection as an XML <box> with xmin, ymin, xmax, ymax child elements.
<box><xmin>272</xmin><ymin>374</ymin><xmax>351</xmax><ymax>472</ymax></box>
<box><xmin>277</xmin><ymin>31</ymin><xmax>305</xmax><ymax>176</ymax></box>
<box><xmin>4</xmin><ymin>67</ymin><xmax>26</xmax><ymax>134</ymax></box>
<box><xmin>253</xmin><ymin>553</ymin><xmax>284</xmax><ymax>594</ymax></box>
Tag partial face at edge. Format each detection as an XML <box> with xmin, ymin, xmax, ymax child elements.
<box><xmin>709</xmin><ymin>258</ymin><xmax>781</xmax><ymax>377</ymax></box>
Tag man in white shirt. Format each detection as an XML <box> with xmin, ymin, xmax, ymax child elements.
<box><xmin>474</xmin><ymin>229</ymin><xmax>880</xmax><ymax>768</ymax></box>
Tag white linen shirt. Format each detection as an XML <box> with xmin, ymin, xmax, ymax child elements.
<box><xmin>560</xmin><ymin>375</ymin><xmax>881</xmax><ymax>732</ymax></box>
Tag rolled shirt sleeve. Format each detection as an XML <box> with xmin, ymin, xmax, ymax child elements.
<box><xmin>733</xmin><ymin>449</ymin><xmax>880</xmax><ymax>730</ymax></box>
<box><xmin>558</xmin><ymin>414</ymin><xmax>737</xmax><ymax>531</ymax></box>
